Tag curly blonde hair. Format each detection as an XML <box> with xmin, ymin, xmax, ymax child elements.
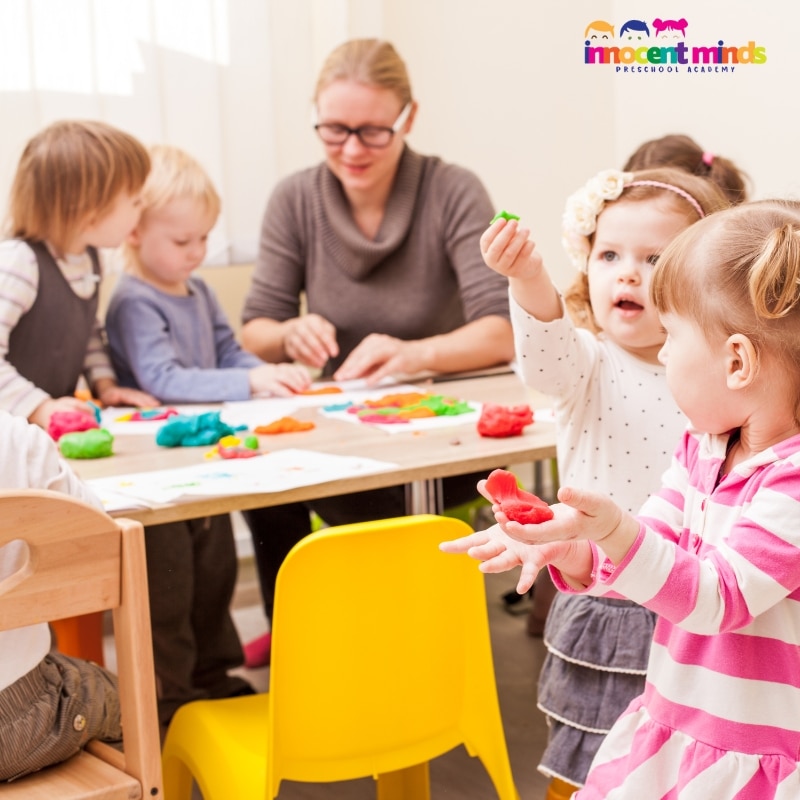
<box><xmin>563</xmin><ymin>167</ymin><xmax>729</xmax><ymax>334</ymax></box>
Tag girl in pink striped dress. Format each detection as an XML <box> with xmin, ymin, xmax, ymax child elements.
<box><xmin>443</xmin><ymin>199</ymin><xmax>800</xmax><ymax>798</ymax></box>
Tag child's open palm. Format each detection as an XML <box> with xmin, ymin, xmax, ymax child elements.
<box><xmin>439</xmin><ymin>521</ymin><xmax>589</xmax><ymax>594</ymax></box>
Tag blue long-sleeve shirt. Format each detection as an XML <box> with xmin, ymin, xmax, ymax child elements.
<box><xmin>106</xmin><ymin>273</ymin><xmax>262</xmax><ymax>403</ymax></box>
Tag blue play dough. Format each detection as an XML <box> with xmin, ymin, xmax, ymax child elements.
<box><xmin>155</xmin><ymin>411</ymin><xmax>246</xmax><ymax>447</ymax></box>
<box><xmin>322</xmin><ymin>401</ymin><xmax>354</xmax><ymax>412</ymax></box>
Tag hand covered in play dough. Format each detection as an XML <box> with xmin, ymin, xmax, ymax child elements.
<box><xmin>482</xmin><ymin>469</ymin><xmax>554</xmax><ymax>524</ymax></box>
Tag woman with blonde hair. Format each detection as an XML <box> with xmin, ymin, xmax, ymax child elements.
<box><xmin>239</xmin><ymin>38</ymin><xmax>515</xmax><ymax>668</ymax></box>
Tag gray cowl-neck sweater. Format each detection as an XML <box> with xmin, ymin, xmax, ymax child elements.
<box><xmin>243</xmin><ymin>146</ymin><xmax>510</xmax><ymax>375</ymax></box>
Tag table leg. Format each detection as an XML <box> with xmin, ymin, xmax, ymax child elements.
<box><xmin>405</xmin><ymin>478</ymin><xmax>443</xmax><ymax>514</ymax></box>
<box><xmin>532</xmin><ymin>457</ymin><xmax>560</xmax><ymax>502</ymax></box>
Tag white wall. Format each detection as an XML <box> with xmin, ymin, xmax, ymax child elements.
<box><xmin>265</xmin><ymin>0</ymin><xmax>614</xmax><ymax>288</ymax></box>
<box><xmin>1</xmin><ymin>1</ymin><xmax>797</xmax><ymax>292</ymax></box>
<box><xmin>383</xmin><ymin>0</ymin><xmax>615</xmax><ymax>288</ymax></box>
<box><xmin>266</xmin><ymin>0</ymin><xmax>797</xmax><ymax>288</ymax></box>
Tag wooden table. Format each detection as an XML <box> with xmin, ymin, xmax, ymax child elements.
<box><xmin>58</xmin><ymin>372</ymin><xmax>556</xmax><ymax>664</ymax></box>
<box><xmin>73</xmin><ymin>372</ymin><xmax>557</xmax><ymax>524</ymax></box>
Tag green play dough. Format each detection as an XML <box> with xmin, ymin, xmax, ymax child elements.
<box><xmin>59</xmin><ymin>428</ymin><xmax>114</xmax><ymax>459</ymax></box>
<box><xmin>490</xmin><ymin>209</ymin><xmax>520</xmax><ymax>224</ymax></box>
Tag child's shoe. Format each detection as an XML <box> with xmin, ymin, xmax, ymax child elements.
<box><xmin>501</xmin><ymin>586</ymin><xmax>533</xmax><ymax>615</ymax></box>
<box><xmin>243</xmin><ymin>632</ymin><xmax>271</xmax><ymax>668</ymax></box>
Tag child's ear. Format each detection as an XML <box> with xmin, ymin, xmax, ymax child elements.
<box><xmin>725</xmin><ymin>333</ymin><xmax>757</xmax><ymax>390</ymax></box>
<box><xmin>127</xmin><ymin>227</ymin><xmax>141</xmax><ymax>247</ymax></box>
<box><xmin>79</xmin><ymin>212</ymin><xmax>98</xmax><ymax>236</ymax></box>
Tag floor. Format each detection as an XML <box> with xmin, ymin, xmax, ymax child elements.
<box><xmin>220</xmin><ymin>559</ymin><xmax>552</xmax><ymax>800</ymax></box>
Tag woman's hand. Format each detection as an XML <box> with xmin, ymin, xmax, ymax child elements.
<box><xmin>249</xmin><ymin>363</ymin><xmax>312</xmax><ymax>397</ymax></box>
<box><xmin>481</xmin><ymin>218</ymin><xmax>543</xmax><ymax>281</ymax></box>
<box><xmin>95</xmin><ymin>383</ymin><xmax>158</xmax><ymax>410</ymax></box>
<box><xmin>439</xmin><ymin>522</ymin><xmax>592</xmax><ymax>594</ymax></box>
<box><xmin>333</xmin><ymin>333</ymin><xmax>430</xmax><ymax>384</ymax></box>
<box><xmin>282</xmin><ymin>314</ymin><xmax>338</xmax><ymax>369</ymax></box>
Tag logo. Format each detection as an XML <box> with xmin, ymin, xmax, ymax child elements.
<box><xmin>583</xmin><ymin>18</ymin><xmax>766</xmax><ymax>74</ymax></box>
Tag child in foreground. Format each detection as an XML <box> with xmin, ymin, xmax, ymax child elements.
<box><xmin>0</xmin><ymin>119</ymin><xmax>156</xmax><ymax>427</ymax></box>
<box><xmin>0</xmin><ymin>411</ymin><xmax>120</xmax><ymax>781</ymax></box>
<box><xmin>477</xmin><ymin>166</ymin><xmax>728</xmax><ymax>796</ymax></box>
<box><xmin>105</xmin><ymin>145</ymin><xmax>310</xmax><ymax>726</ymax></box>
<box><xmin>443</xmin><ymin>199</ymin><xmax>800</xmax><ymax>798</ymax></box>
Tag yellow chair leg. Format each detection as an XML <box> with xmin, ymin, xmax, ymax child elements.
<box><xmin>376</xmin><ymin>762</ymin><xmax>431</xmax><ymax>800</ymax></box>
<box><xmin>162</xmin><ymin>753</ymin><xmax>196</xmax><ymax>800</ymax></box>
<box><xmin>545</xmin><ymin>776</ymin><xmax>579</xmax><ymax>800</ymax></box>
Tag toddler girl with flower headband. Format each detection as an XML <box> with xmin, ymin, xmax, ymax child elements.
<box><xmin>476</xmin><ymin>166</ymin><xmax>729</xmax><ymax>798</ymax></box>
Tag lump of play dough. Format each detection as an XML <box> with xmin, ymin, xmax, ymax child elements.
<box><xmin>490</xmin><ymin>210</ymin><xmax>520</xmax><ymax>224</ymax></box>
<box><xmin>254</xmin><ymin>417</ymin><xmax>316</xmax><ymax>434</ymax></box>
<box><xmin>48</xmin><ymin>410</ymin><xmax>100</xmax><ymax>441</ymax></box>
<box><xmin>484</xmin><ymin>468</ymin><xmax>553</xmax><ymax>524</ymax></box>
<box><xmin>156</xmin><ymin>411</ymin><xmax>245</xmax><ymax>447</ymax></box>
<box><xmin>59</xmin><ymin>428</ymin><xmax>114</xmax><ymax>459</ymax></box>
<box><xmin>347</xmin><ymin>393</ymin><xmax>474</xmax><ymax>424</ymax></box>
<box><xmin>477</xmin><ymin>404</ymin><xmax>533</xmax><ymax>437</ymax></box>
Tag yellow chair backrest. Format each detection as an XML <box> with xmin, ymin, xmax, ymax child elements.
<box><xmin>162</xmin><ymin>514</ymin><xmax>519</xmax><ymax>799</ymax></box>
<box><xmin>0</xmin><ymin>489</ymin><xmax>163</xmax><ymax>799</ymax></box>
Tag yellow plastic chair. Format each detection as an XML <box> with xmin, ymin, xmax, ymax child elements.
<box><xmin>162</xmin><ymin>514</ymin><xmax>520</xmax><ymax>799</ymax></box>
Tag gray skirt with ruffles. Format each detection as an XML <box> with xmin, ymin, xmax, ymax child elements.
<box><xmin>536</xmin><ymin>592</ymin><xmax>656</xmax><ymax>786</ymax></box>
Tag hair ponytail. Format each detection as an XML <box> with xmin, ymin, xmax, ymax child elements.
<box><xmin>750</xmin><ymin>223</ymin><xmax>800</xmax><ymax>319</ymax></box>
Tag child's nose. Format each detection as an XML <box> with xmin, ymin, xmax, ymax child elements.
<box><xmin>617</xmin><ymin>259</ymin><xmax>642</xmax><ymax>282</ymax></box>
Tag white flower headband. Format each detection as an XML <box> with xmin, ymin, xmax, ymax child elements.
<box><xmin>561</xmin><ymin>168</ymin><xmax>706</xmax><ymax>272</ymax></box>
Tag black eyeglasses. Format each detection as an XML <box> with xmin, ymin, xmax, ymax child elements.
<box><xmin>313</xmin><ymin>103</ymin><xmax>412</xmax><ymax>148</ymax></box>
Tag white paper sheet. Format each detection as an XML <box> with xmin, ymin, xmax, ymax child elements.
<box><xmin>86</xmin><ymin>448</ymin><xmax>399</xmax><ymax>507</ymax></box>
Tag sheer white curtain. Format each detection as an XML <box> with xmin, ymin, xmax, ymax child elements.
<box><xmin>0</xmin><ymin>0</ymin><xmax>306</xmax><ymax>265</ymax></box>
<box><xmin>0</xmin><ymin>0</ymin><xmax>387</xmax><ymax>265</ymax></box>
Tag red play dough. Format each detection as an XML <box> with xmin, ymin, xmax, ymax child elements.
<box><xmin>477</xmin><ymin>404</ymin><xmax>533</xmax><ymax>437</ymax></box>
<box><xmin>484</xmin><ymin>468</ymin><xmax>554</xmax><ymax>524</ymax></box>
<box><xmin>47</xmin><ymin>410</ymin><xmax>100</xmax><ymax>441</ymax></box>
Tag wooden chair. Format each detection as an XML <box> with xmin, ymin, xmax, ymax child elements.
<box><xmin>162</xmin><ymin>514</ymin><xmax>520</xmax><ymax>799</ymax></box>
<box><xmin>0</xmin><ymin>489</ymin><xmax>163</xmax><ymax>799</ymax></box>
